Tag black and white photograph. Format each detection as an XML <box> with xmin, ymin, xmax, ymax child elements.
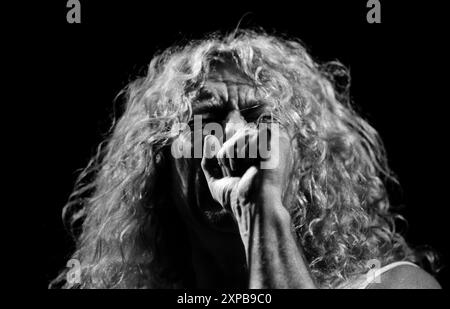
<box><xmin>30</xmin><ymin>0</ymin><xmax>448</xmax><ymax>296</ymax></box>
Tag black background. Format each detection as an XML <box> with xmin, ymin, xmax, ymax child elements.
<box><xmin>31</xmin><ymin>1</ymin><xmax>448</xmax><ymax>289</ymax></box>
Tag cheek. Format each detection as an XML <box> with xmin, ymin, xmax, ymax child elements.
<box><xmin>171</xmin><ymin>158</ymin><xmax>191</xmax><ymax>198</ymax></box>
<box><xmin>169</xmin><ymin>158</ymin><xmax>198</xmax><ymax>223</ymax></box>
<box><xmin>171</xmin><ymin>157</ymin><xmax>204</xmax><ymax>197</ymax></box>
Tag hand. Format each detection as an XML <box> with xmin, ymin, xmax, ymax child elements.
<box><xmin>201</xmin><ymin>127</ymin><xmax>317</xmax><ymax>288</ymax></box>
<box><xmin>201</xmin><ymin>125</ymin><xmax>292</xmax><ymax>254</ymax></box>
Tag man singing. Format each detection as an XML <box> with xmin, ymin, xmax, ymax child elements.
<box><xmin>52</xmin><ymin>30</ymin><xmax>440</xmax><ymax>289</ymax></box>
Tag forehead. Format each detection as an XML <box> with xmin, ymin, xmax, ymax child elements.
<box><xmin>207</xmin><ymin>59</ymin><xmax>248</xmax><ymax>83</ymax></box>
<box><xmin>192</xmin><ymin>63</ymin><xmax>258</xmax><ymax>112</ymax></box>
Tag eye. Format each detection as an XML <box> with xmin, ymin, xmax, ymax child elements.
<box><xmin>240</xmin><ymin>105</ymin><xmax>268</xmax><ymax>123</ymax></box>
<box><xmin>189</xmin><ymin>108</ymin><xmax>228</xmax><ymax>129</ymax></box>
<box><xmin>195</xmin><ymin>89</ymin><xmax>215</xmax><ymax>102</ymax></box>
<box><xmin>192</xmin><ymin>88</ymin><xmax>228</xmax><ymax>124</ymax></box>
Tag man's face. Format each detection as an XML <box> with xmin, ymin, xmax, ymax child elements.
<box><xmin>169</xmin><ymin>61</ymin><xmax>271</xmax><ymax>239</ymax></box>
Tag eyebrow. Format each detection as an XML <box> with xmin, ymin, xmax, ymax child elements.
<box><xmin>192</xmin><ymin>100</ymin><xmax>224</xmax><ymax>114</ymax></box>
<box><xmin>191</xmin><ymin>84</ymin><xmax>270</xmax><ymax>115</ymax></box>
<box><xmin>192</xmin><ymin>96</ymin><xmax>271</xmax><ymax>118</ymax></box>
<box><xmin>238</xmin><ymin>102</ymin><xmax>266</xmax><ymax>112</ymax></box>
<box><xmin>192</xmin><ymin>99</ymin><xmax>267</xmax><ymax>116</ymax></box>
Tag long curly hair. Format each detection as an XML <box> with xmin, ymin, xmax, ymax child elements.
<box><xmin>51</xmin><ymin>30</ymin><xmax>435</xmax><ymax>289</ymax></box>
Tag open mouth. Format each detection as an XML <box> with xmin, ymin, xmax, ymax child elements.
<box><xmin>194</xmin><ymin>170</ymin><xmax>238</xmax><ymax>233</ymax></box>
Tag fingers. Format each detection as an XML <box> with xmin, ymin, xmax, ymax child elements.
<box><xmin>202</xmin><ymin>126</ymin><xmax>262</xmax><ymax>180</ymax></box>
<box><xmin>217</xmin><ymin>132</ymin><xmax>243</xmax><ymax>174</ymax></box>
<box><xmin>218</xmin><ymin>154</ymin><xmax>231</xmax><ymax>177</ymax></box>
<box><xmin>201</xmin><ymin>133</ymin><xmax>262</xmax><ymax>211</ymax></box>
<box><xmin>217</xmin><ymin>127</ymin><xmax>254</xmax><ymax>176</ymax></box>
<box><xmin>201</xmin><ymin>135</ymin><xmax>221</xmax><ymax>181</ymax></box>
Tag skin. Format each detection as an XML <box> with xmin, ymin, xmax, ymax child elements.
<box><xmin>367</xmin><ymin>266</ymin><xmax>441</xmax><ymax>289</ymax></box>
<box><xmin>169</xmin><ymin>62</ymin><xmax>441</xmax><ymax>289</ymax></box>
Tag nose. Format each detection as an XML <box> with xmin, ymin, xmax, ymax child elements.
<box><xmin>224</xmin><ymin>110</ymin><xmax>247</xmax><ymax>140</ymax></box>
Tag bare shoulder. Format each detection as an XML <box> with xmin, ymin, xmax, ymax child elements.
<box><xmin>367</xmin><ymin>265</ymin><xmax>441</xmax><ymax>289</ymax></box>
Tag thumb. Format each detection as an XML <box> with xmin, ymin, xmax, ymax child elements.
<box><xmin>236</xmin><ymin>166</ymin><xmax>259</xmax><ymax>202</ymax></box>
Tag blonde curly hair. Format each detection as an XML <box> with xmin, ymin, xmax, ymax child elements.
<box><xmin>51</xmin><ymin>30</ymin><xmax>431</xmax><ymax>289</ymax></box>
